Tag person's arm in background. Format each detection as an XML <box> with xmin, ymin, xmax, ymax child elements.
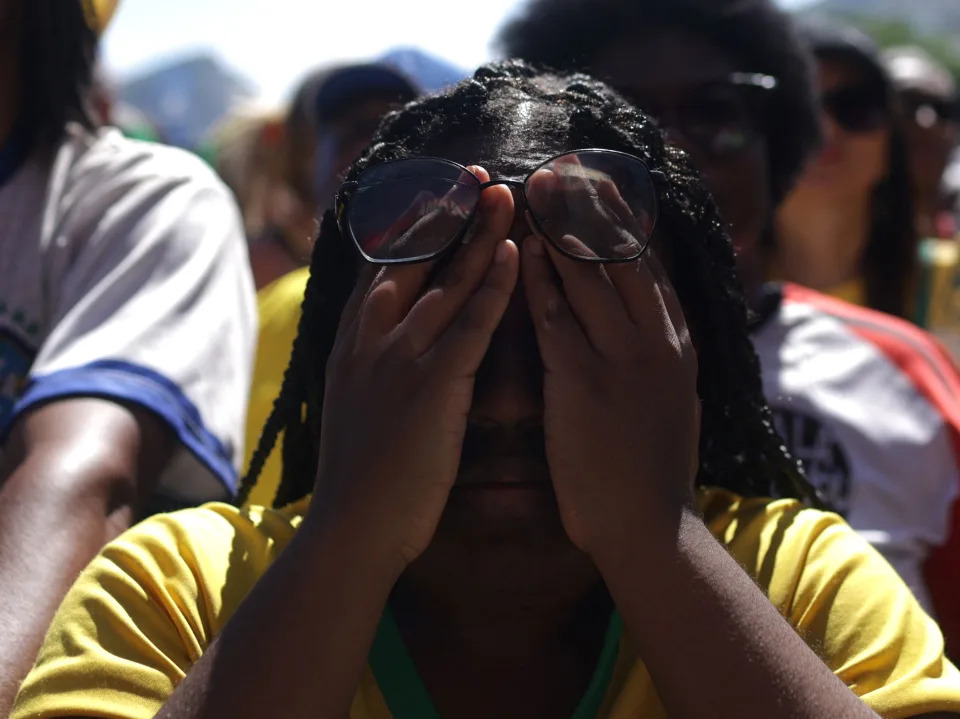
<box><xmin>0</xmin><ymin>136</ymin><xmax>256</xmax><ymax>714</ymax></box>
<box><xmin>0</xmin><ymin>399</ymin><xmax>171</xmax><ymax>710</ymax></box>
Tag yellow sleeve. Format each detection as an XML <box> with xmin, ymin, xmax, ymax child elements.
<box><xmin>11</xmin><ymin>502</ymin><xmax>299</xmax><ymax>719</ymax></box>
<box><xmin>243</xmin><ymin>267</ymin><xmax>310</xmax><ymax>507</ymax></box>
<box><xmin>728</xmin><ymin>498</ymin><xmax>960</xmax><ymax>718</ymax></box>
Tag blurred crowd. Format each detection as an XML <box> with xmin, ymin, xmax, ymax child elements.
<box><xmin>6</xmin><ymin>0</ymin><xmax>960</xmax><ymax>716</ymax></box>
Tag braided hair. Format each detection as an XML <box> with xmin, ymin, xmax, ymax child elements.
<box><xmin>239</xmin><ymin>61</ymin><xmax>816</xmax><ymax>509</ymax></box>
<box><xmin>15</xmin><ymin>0</ymin><xmax>99</xmax><ymax>152</ymax></box>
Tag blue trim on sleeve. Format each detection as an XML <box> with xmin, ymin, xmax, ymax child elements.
<box><xmin>9</xmin><ymin>359</ymin><xmax>237</xmax><ymax>495</ymax></box>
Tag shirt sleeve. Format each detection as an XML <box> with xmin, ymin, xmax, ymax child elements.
<box><xmin>10</xmin><ymin>502</ymin><xmax>298</xmax><ymax>719</ymax></box>
<box><xmin>12</xmin><ymin>137</ymin><xmax>257</xmax><ymax>501</ymax></box>
<box><xmin>773</xmin><ymin>507</ymin><xmax>960</xmax><ymax>717</ymax></box>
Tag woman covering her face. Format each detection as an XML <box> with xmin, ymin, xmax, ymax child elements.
<box><xmin>13</xmin><ymin>62</ymin><xmax>960</xmax><ymax>719</ymax></box>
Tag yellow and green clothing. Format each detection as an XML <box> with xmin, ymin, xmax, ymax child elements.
<box><xmin>821</xmin><ymin>238</ymin><xmax>960</xmax><ymax>359</ymax></box>
<box><xmin>915</xmin><ymin>237</ymin><xmax>960</xmax><ymax>360</ymax></box>
<box><xmin>243</xmin><ymin>266</ymin><xmax>309</xmax><ymax>507</ymax></box>
<box><xmin>13</xmin><ymin>489</ymin><xmax>960</xmax><ymax>718</ymax></box>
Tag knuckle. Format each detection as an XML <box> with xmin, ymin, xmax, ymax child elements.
<box><xmin>383</xmin><ymin>330</ymin><xmax>423</xmax><ymax>363</ymax></box>
<box><xmin>457</xmin><ymin>296</ymin><xmax>494</xmax><ymax>335</ymax></box>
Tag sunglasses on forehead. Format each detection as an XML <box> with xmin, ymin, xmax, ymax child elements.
<box><xmin>336</xmin><ymin>150</ymin><xmax>665</xmax><ymax>265</ymax></box>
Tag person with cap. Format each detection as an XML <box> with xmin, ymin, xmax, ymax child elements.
<box><xmin>885</xmin><ymin>47</ymin><xmax>960</xmax><ymax>240</ymax></box>
<box><xmin>885</xmin><ymin>46</ymin><xmax>960</xmax><ymax>357</ymax></box>
<box><xmin>500</xmin><ymin>0</ymin><xmax>960</xmax><ymax>659</ymax></box>
<box><xmin>247</xmin><ymin>63</ymin><xmax>419</xmax><ymax>291</ymax></box>
<box><xmin>244</xmin><ymin>63</ymin><xmax>419</xmax><ymax>506</ymax></box>
<box><xmin>0</xmin><ymin>0</ymin><xmax>256</xmax><ymax>711</ymax></box>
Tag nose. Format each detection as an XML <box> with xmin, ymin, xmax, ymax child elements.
<box><xmin>820</xmin><ymin>110</ymin><xmax>842</xmax><ymax>143</ymax></box>
<box><xmin>468</xmin><ymin>185</ymin><xmax>543</xmax><ymax>429</ymax></box>
<box><xmin>469</xmin><ymin>289</ymin><xmax>544</xmax><ymax>428</ymax></box>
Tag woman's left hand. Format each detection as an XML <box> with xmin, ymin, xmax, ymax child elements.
<box><xmin>522</xmin><ymin>230</ymin><xmax>701</xmax><ymax>568</ymax></box>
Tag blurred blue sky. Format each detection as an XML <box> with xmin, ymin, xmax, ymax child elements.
<box><xmin>100</xmin><ymin>0</ymin><xmax>817</xmax><ymax>104</ymax></box>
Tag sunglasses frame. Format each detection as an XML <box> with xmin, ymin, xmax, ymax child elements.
<box><xmin>821</xmin><ymin>85</ymin><xmax>892</xmax><ymax>134</ymax></box>
<box><xmin>336</xmin><ymin>149</ymin><xmax>667</xmax><ymax>266</ymax></box>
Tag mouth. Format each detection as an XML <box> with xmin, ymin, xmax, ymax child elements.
<box><xmin>813</xmin><ymin>145</ymin><xmax>844</xmax><ymax>168</ymax></box>
<box><xmin>455</xmin><ymin>423</ymin><xmax>551</xmax><ymax>489</ymax></box>
<box><xmin>455</xmin><ymin>455</ymin><xmax>552</xmax><ymax>488</ymax></box>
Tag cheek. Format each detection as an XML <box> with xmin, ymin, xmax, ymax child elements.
<box><xmin>843</xmin><ymin>132</ymin><xmax>889</xmax><ymax>184</ymax></box>
<box><xmin>706</xmin><ymin>146</ymin><xmax>770</xmax><ymax>254</ymax></box>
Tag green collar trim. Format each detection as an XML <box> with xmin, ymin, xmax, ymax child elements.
<box><xmin>369</xmin><ymin>607</ymin><xmax>622</xmax><ymax>719</ymax></box>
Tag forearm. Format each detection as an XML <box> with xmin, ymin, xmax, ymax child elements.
<box><xmin>600</xmin><ymin>508</ymin><xmax>878</xmax><ymax>719</ymax></box>
<box><xmin>156</xmin><ymin>516</ymin><xmax>401</xmax><ymax>719</ymax></box>
<box><xmin>0</xmin><ymin>459</ymin><xmax>135</xmax><ymax>714</ymax></box>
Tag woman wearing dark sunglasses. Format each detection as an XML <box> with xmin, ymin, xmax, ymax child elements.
<box><xmin>773</xmin><ymin>23</ymin><xmax>919</xmax><ymax>320</ymax></box>
<box><xmin>884</xmin><ymin>46</ymin><xmax>960</xmax><ymax>357</ymax></box>
<box><xmin>885</xmin><ymin>46</ymin><xmax>960</xmax><ymax>242</ymax></box>
<box><xmin>13</xmin><ymin>62</ymin><xmax>960</xmax><ymax>719</ymax></box>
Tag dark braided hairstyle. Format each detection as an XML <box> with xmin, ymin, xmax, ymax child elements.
<box><xmin>15</xmin><ymin>0</ymin><xmax>99</xmax><ymax>152</ymax></box>
<box><xmin>240</xmin><ymin>61</ymin><xmax>816</xmax><ymax>509</ymax></box>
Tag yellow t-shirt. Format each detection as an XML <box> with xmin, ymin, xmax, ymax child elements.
<box><xmin>13</xmin><ymin>489</ymin><xmax>960</xmax><ymax>718</ymax></box>
<box><xmin>243</xmin><ymin>267</ymin><xmax>310</xmax><ymax>508</ymax></box>
<box><xmin>819</xmin><ymin>239</ymin><xmax>960</xmax><ymax>360</ymax></box>
<box><xmin>916</xmin><ymin>237</ymin><xmax>960</xmax><ymax>361</ymax></box>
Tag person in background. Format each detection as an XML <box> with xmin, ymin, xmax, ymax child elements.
<box><xmin>13</xmin><ymin>62</ymin><xmax>960</xmax><ymax>719</ymax></box>
<box><xmin>0</xmin><ymin>0</ymin><xmax>256</xmax><ymax>711</ymax></box>
<box><xmin>885</xmin><ymin>47</ymin><xmax>960</xmax><ymax>240</ymax></box>
<box><xmin>500</xmin><ymin>0</ymin><xmax>960</xmax><ymax>657</ymax></box>
<box><xmin>885</xmin><ymin>46</ymin><xmax>960</xmax><ymax>356</ymax></box>
<box><xmin>773</xmin><ymin>24</ymin><xmax>918</xmax><ymax>319</ymax></box>
<box><xmin>248</xmin><ymin>64</ymin><xmax>419</xmax><ymax>290</ymax></box>
<box><xmin>244</xmin><ymin>63</ymin><xmax>418</xmax><ymax>505</ymax></box>
<box><xmin>206</xmin><ymin>107</ymin><xmax>292</xmax><ymax>288</ymax></box>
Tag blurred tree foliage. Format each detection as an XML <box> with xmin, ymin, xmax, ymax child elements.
<box><xmin>832</xmin><ymin>14</ymin><xmax>960</xmax><ymax>80</ymax></box>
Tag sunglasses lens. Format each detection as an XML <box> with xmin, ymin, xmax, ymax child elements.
<box><xmin>824</xmin><ymin>87</ymin><xmax>889</xmax><ymax>133</ymax></box>
<box><xmin>347</xmin><ymin>159</ymin><xmax>480</xmax><ymax>262</ymax></box>
<box><xmin>525</xmin><ymin>151</ymin><xmax>657</xmax><ymax>261</ymax></box>
<box><xmin>903</xmin><ymin>93</ymin><xmax>959</xmax><ymax>129</ymax></box>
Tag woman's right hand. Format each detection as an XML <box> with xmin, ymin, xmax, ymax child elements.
<box><xmin>306</xmin><ymin>168</ymin><xmax>519</xmax><ymax>576</ymax></box>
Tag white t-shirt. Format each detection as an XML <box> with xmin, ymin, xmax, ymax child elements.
<box><xmin>0</xmin><ymin>124</ymin><xmax>257</xmax><ymax>506</ymax></box>
<box><xmin>754</xmin><ymin>283</ymin><xmax>960</xmax><ymax>641</ymax></box>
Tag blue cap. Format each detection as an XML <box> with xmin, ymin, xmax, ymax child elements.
<box><xmin>315</xmin><ymin>64</ymin><xmax>419</xmax><ymax>123</ymax></box>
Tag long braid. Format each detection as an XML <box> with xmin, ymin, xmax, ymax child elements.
<box><xmin>562</xmin><ymin>80</ymin><xmax>816</xmax><ymax>504</ymax></box>
<box><xmin>239</xmin><ymin>210</ymin><xmax>357</xmax><ymax>507</ymax></box>
<box><xmin>242</xmin><ymin>61</ymin><xmax>818</xmax><ymax>509</ymax></box>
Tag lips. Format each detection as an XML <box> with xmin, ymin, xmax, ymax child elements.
<box><xmin>814</xmin><ymin>145</ymin><xmax>844</xmax><ymax>168</ymax></box>
<box><xmin>455</xmin><ymin>423</ymin><xmax>551</xmax><ymax>488</ymax></box>
<box><xmin>456</xmin><ymin>455</ymin><xmax>552</xmax><ymax>488</ymax></box>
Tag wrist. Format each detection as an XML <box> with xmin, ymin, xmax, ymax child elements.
<box><xmin>298</xmin><ymin>507</ymin><xmax>408</xmax><ymax>588</ymax></box>
<box><xmin>590</xmin><ymin>501</ymin><xmax>703</xmax><ymax>586</ymax></box>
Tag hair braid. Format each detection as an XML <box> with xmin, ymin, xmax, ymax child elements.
<box><xmin>242</xmin><ymin>61</ymin><xmax>818</xmax><ymax>509</ymax></box>
<box><xmin>561</xmin><ymin>81</ymin><xmax>816</xmax><ymax>504</ymax></box>
<box><xmin>239</xmin><ymin>210</ymin><xmax>356</xmax><ymax>507</ymax></box>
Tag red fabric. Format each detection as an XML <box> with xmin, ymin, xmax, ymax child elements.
<box><xmin>783</xmin><ymin>283</ymin><xmax>960</xmax><ymax>657</ymax></box>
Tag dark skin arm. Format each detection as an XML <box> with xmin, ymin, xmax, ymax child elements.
<box><xmin>143</xmin><ymin>176</ymin><xmax>519</xmax><ymax>719</ymax></box>
<box><xmin>520</xmin><ymin>213</ymin><xmax>960</xmax><ymax>719</ymax></box>
<box><xmin>0</xmin><ymin>398</ymin><xmax>172</xmax><ymax>714</ymax></box>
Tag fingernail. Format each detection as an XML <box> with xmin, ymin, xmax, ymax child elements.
<box><xmin>495</xmin><ymin>240</ymin><xmax>511</xmax><ymax>264</ymax></box>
